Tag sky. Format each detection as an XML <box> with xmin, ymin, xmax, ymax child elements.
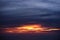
<box><xmin>0</xmin><ymin>0</ymin><xmax>60</xmax><ymax>40</ymax></box>
<box><xmin>0</xmin><ymin>0</ymin><xmax>60</xmax><ymax>27</ymax></box>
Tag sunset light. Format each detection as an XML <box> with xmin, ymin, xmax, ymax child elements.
<box><xmin>2</xmin><ymin>24</ymin><xmax>60</xmax><ymax>34</ymax></box>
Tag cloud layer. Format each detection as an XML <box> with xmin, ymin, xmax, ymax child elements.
<box><xmin>1</xmin><ymin>0</ymin><xmax>60</xmax><ymax>20</ymax></box>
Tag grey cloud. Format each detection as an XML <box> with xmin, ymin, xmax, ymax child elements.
<box><xmin>1</xmin><ymin>0</ymin><xmax>60</xmax><ymax>11</ymax></box>
<box><xmin>2</xmin><ymin>8</ymin><xmax>52</xmax><ymax>16</ymax></box>
<box><xmin>22</xmin><ymin>13</ymin><xmax>60</xmax><ymax>19</ymax></box>
<box><xmin>0</xmin><ymin>0</ymin><xmax>60</xmax><ymax>19</ymax></box>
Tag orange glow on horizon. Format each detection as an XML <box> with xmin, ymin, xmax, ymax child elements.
<box><xmin>3</xmin><ymin>24</ymin><xmax>60</xmax><ymax>33</ymax></box>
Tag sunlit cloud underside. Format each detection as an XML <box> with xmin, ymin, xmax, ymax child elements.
<box><xmin>2</xmin><ymin>24</ymin><xmax>60</xmax><ymax>34</ymax></box>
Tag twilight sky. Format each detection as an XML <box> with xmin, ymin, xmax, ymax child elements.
<box><xmin>0</xmin><ymin>0</ymin><xmax>60</xmax><ymax>27</ymax></box>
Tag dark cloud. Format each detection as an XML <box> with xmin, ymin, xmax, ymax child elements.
<box><xmin>0</xmin><ymin>0</ymin><xmax>60</xmax><ymax>27</ymax></box>
<box><xmin>1</xmin><ymin>8</ymin><xmax>60</xmax><ymax>19</ymax></box>
<box><xmin>1</xmin><ymin>0</ymin><xmax>60</xmax><ymax>16</ymax></box>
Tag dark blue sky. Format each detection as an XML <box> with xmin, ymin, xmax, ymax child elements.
<box><xmin>0</xmin><ymin>0</ymin><xmax>60</xmax><ymax>27</ymax></box>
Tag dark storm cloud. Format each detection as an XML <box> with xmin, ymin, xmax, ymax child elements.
<box><xmin>0</xmin><ymin>0</ymin><xmax>60</xmax><ymax>19</ymax></box>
